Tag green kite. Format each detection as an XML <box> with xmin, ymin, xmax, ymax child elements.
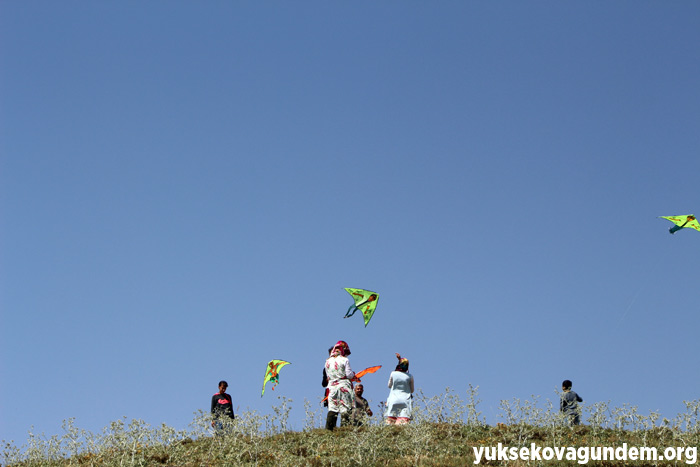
<box><xmin>261</xmin><ymin>360</ymin><xmax>291</xmax><ymax>397</ymax></box>
<box><xmin>344</xmin><ymin>288</ymin><xmax>379</xmax><ymax>327</ymax></box>
<box><xmin>659</xmin><ymin>215</ymin><xmax>700</xmax><ymax>235</ymax></box>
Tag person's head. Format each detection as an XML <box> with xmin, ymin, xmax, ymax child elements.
<box><xmin>354</xmin><ymin>384</ymin><xmax>364</xmax><ymax>397</ymax></box>
<box><xmin>218</xmin><ymin>381</ymin><xmax>228</xmax><ymax>393</ymax></box>
<box><xmin>562</xmin><ymin>380</ymin><xmax>572</xmax><ymax>391</ymax></box>
<box><xmin>331</xmin><ymin>340</ymin><xmax>351</xmax><ymax>357</ymax></box>
<box><xmin>395</xmin><ymin>353</ymin><xmax>409</xmax><ymax>372</ymax></box>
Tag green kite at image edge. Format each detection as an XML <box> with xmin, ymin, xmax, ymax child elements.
<box><xmin>344</xmin><ymin>288</ymin><xmax>379</xmax><ymax>327</ymax></box>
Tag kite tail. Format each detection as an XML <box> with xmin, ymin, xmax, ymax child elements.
<box><xmin>345</xmin><ymin>298</ymin><xmax>369</xmax><ymax>318</ymax></box>
<box><xmin>344</xmin><ymin>305</ymin><xmax>358</xmax><ymax>318</ymax></box>
<box><xmin>670</xmin><ymin>219</ymin><xmax>691</xmax><ymax>234</ymax></box>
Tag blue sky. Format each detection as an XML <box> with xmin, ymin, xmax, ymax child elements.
<box><xmin>2</xmin><ymin>1</ymin><xmax>700</xmax><ymax>446</ymax></box>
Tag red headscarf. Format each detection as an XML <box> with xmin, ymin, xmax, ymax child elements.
<box><xmin>331</xmin><ymin>340</ymin><xmax>351</xmax><ymax>357</ymax></box>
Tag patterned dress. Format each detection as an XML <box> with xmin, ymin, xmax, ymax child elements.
<box><xmin>324</xmin><ymin>355</ymin><xmax>355</xmax><ymax>413</ymax></box>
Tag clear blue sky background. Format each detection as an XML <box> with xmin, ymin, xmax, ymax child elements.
<box><xmin>2</xmin><ymin>1</ymin><xmax>699</xmax><ymax>446</ymax></box>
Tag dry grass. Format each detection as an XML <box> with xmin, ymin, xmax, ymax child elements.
<box><xmin>4</xmin><ymin>387</ymin><xmax>700</xmax><ymax>466</ymax></box>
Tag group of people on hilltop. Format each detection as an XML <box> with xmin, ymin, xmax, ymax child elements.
<box><xmin>210</xmin><ymin>343</ymin><xmax>584</xmax><ymax>431</ymax></box>
<box><xmin>209</xmin><ymin>340</ymin><xmax>415</xmax><ymax>432</ymax></box>
<box><xmin>322</xmin><ymin>340</ymin><xmax>414</xmax><ymax>430</ymax></box>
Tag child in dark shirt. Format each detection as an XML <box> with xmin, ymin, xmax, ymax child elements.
<box><xmin>211</xmin><ymin>380</ymin><xmax>235</xmax><ymax>432</ymax></box>
<box><xmin>560</xmin><ymin>379</ymin><xmax>583</xmax><ymax>426</ymax></box>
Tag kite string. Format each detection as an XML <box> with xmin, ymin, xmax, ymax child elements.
<box><xmin>615</xmin><ymin>254</ymin><xmax>662</xmax><ymax>327</ymax></box>
<box><xmin>616</xmin><ymin>287</ymin><xmax>641</xmax><ymax>326</ymax></box>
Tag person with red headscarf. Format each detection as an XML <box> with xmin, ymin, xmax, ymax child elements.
<box><xmin>324</xmin><ymin>340</ymin><xmax>355</xmax><ymax>430</ymax></box>
<box><xmin>385</xmin><ymin>353</ymin><xmax>414</xmax><ymax>425</ymax></box>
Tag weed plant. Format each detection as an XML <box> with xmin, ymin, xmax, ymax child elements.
<box><xmin>4</xmin><ymin>387</ymin><xmax>700</xmax><ymax>466</ymax></box>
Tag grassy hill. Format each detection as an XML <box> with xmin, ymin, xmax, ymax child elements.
<box><xmin>5</xmin><ymin>389</ymin><xmax>700</xmax><ymax>466</ymax></box>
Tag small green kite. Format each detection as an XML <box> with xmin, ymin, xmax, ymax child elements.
<box><xmin>659</xmin><ymin>215</ymin><xmax>700</xmax><ymax>235</ymax></box>
<box><xmin>344</xmin><ymin>288</ymin><xmax>379</xmax><ymax>327</ymax></box>
<box><xmin>261</xmin><ymin>360</ymin><xmax>291</xmax><ymax>397</ymax></box>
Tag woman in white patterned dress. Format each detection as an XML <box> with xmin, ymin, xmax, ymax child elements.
<box><xmin>324</xmin><ymin>340</ymin><xmax>355</xmax><ymax>430</ymax></box>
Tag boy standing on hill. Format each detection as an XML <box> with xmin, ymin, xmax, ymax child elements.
<box><xmin>560</xmin><ymin>379</ymin><xmax>583</xmax><ymax>426</ymax></box>
<box><xmin>211</xmin><ymin>380</ymin><xmax>235</xmax><ymax>432</ymax></box>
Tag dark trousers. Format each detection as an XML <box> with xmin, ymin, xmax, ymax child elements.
<box><xmin>325</xmin><ymin>411</ymin><xmax>350</xmax><ymax>430</ymax></box>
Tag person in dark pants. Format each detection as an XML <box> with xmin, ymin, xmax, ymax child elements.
<box><xmin>324</xmin><ymin>340</ymin><xmax>354</xmax><ymax>430</ymax></box>
<box><xmin>211</xmin><ymin>380</ymin><xmax>235</xmax><ymax>433</ymax></box>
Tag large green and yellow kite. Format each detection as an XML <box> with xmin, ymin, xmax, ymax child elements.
<box><xmin>344</xmin><ymin>288</ymin><xmax>379</xmax><ymax>327</ymax></box>
<box><xmin>261</xmin><ymin>360</ymin><xmax>291</xmax><ymax>397</ymax></box>
<box><xmin>659</xmin><ymin>215</ymin><xmax>700</xmax><ymax>235</ymax></box>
